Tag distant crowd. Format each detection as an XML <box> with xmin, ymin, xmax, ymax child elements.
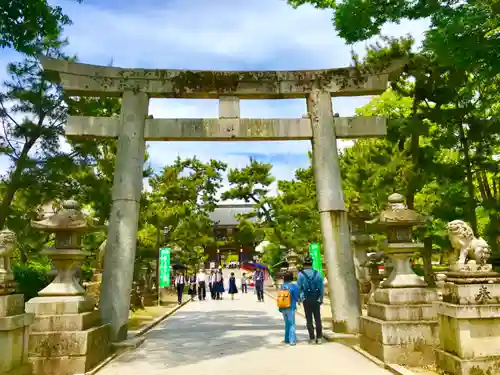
<box><xmin>173</xmin><ymin>255</ymin><xmax>325</xmax><ymax>346</ymax></box>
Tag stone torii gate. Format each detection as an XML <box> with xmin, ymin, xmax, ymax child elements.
<box><xmin>41</xmin><ymin>57</ymin><xmax>400</xmax><ymax>342</ymax></box>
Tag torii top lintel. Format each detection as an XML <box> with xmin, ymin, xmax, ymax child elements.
<box><xmin>40</xmin><ymin>57</ymin><xmax>405</xmax><ymax>99</ymax></box>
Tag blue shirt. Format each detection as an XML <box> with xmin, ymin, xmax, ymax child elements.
<box><xmin>280</xmin><ymin>282</ymin><xmax>299</xmax><ymax>311</ymax></box>
<box><xmin>297</xmin><ymin>268</ymin><xmax>324</xmax><ymax>303</ymax></box>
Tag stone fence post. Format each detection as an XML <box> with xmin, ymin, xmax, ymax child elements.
<box><xmin>0</xmin><ymin>229</ymin><xmax>33</xmax><ymax>375</ymax></box>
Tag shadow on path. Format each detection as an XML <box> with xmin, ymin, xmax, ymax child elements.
<box><xmin>110</xmin><ymin>304</ymin><xmax>304</xmax><ymax>369</ymax></box>
<box><xmin>98</xmin><ymin>295</ymin><xmax>391</xmax><ymax>375</ymax></box>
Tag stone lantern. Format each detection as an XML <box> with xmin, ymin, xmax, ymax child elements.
<box><xmin>26</xmin><ymin>200</ymin><xmax>110</xmax><ymax>375</ymax></box>
<box><xmin>349</xmin><ymin>198</ymin><xmax>376</xmax><ymax>300</ymax></box>
<box><xmin>360</xmin><ymin>193</ymin><xmax>438</xmax><ymax>367</ymax></box>
<box><xmin>31</xmin><ymin>200</ymin><xmax>93</xmax><ymax>300</ymax></box>
<box><xmin>286</xmin><ymin>250</ymin><xmax>299</xmax><ymax>278</ymax></box>
<box><xmin>368</xmin><ymin>193</ymin><xmax>426</xmax><ymax>288</ymax></box>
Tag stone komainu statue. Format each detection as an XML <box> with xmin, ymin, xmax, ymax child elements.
<box><xmin>0</xmin><ymin>229</ymin><xmax>17</xmax><ymax>274</ymax></box>
<box><xmin>447</xmin><ymin>220</ymin><xmax>491</xmax><ymax>267</ymax></box>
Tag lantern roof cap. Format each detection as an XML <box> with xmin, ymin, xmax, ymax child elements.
<box><xmin>366</xmin><ymin>193</ymin><xmax>426</xmax><ymax>227</ymax></box>
<box><xmin>32</xmin><ymin>200</ymin><xmax>88</xmax><ymax>232</ymax></box>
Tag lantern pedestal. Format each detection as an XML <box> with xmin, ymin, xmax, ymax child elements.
<box><xmin>25</xmin><ymin>296</ymin><xmax>108</xmax><ymax>375</ymax></box>
<box><xmin>360</xmin><ymin>287</ymin><xmax>438</xmax><ymax>366</ymax></box>
<box><xmin>26</xmin><ymin>278</ymin><xmax>110</xmax><ymax>375</ymax></box>
<box><xmin>435</xmin><ymin>275</ymin><xmax>500</xmax><ymax>375</ymax></box>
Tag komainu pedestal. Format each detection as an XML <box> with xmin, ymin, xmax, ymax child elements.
<box><xmin>360</xmin><ymin>194</ymin><xmax>438</xmax><ymax>366</ymax></box>
<box><xmin>0</xmin><ymin>229</ymin><xmax>33</xmax><ymax>375</ymax></box>
<box><xmin>26</xmin><ymin>200</ymin><xmax>110</xmax><ymax>375</ymax></box>
<box><xmin>435</xmin><ymin>220</ymin><xmax>500</xmax><ymax>375</ymax></box>
<box><xmin>436</xmin><ymin>277</ymin><xmax>500</xmax><ymax>375</ymax></box>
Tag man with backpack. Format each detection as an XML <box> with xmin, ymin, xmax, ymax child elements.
<box><xmin>297</xmin><ymin>256</ymin><xmax>324</xmax><ymax>344</ymax></box>
<box><xmin>276</xmin><ymin>271</ymin><xmax>299</xmax><ymax>346</ymax></box>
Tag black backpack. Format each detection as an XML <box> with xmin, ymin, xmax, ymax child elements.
<box><xmin>301</xmin><ymin>270</ymin><xmax>321</xmax><ymax>303</ymax></box>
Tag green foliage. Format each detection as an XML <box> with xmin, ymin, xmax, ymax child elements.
<box><xmin>287</xmin><ymin>0</ymin><xmax>500</xmax><ymax>82</ymax></box>
<box><xmin>0</xmin><ymin>0</ymin><xmax>81</xmax><ymax>54</ymax></box>
<box><xmin>142</xmin><ymin>157</ymin><xmax>227</xmax><ymax>270</ymax></box>
<box><xmin>13</xmin><ymin>260</ymin><xmax>52</xmax><ymax>301</ymax></box>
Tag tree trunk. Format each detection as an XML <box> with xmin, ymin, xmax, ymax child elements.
<box><xmin>406</xmin><ymin>132</ymin><xmax>420</xmax><ymax>210</ymax></box>
<box><xmin>406</xmin><ymin>99</ymin><xmax>421</xmax><ymax>210</ymax></box>
<box><xmin>487</xmin><ymin>213</ymin><xmax>500</xmax><ymax>255</ymax></box>
<box><xmin>459</xmin><ymin>124</ymin><xmax>478</xmax><ymax>234</ymax></box>
<box><xmin>422</xmin><ymin>237</ymin><xmax>435</xmax><ymax>287</ymax></box>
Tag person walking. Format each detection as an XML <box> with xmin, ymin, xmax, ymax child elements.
<box><xmin>215</xmin><ymin>269</ymin><xmax>225</xmax><ymax>300</ymax></box>
<box><xmin>208</xmin><ymin>270</ymin><xmax>216</xmax><ymax>300</ymax></box>
<box><xmin>297</xmin><ymin>256</ymin><xmax>324</xmax><ymax>344</ymax></box>
<box><xmin>277</xmin><ymin>271</ymin><xmax>299</xmax><ymax>346</ymax></box>
<box><xmin>174</xmin><ymin>272</ymin><xmax>185</xmax><ymax>304</ymax></box>
<box><xmin>241</xmin><ymin>272</ymin><xmax>248</xmax><ymax>293</ymax></box>
<box><xmin>196</xmin><ymin>268</ymin><xmax>207</xmax><ymax>301</ymax></box>
<box><xmin>253</xmin><ymin>268</ymin><xmax>265</xmax><ymax>302</ymax></box>
<box><xmin>228</xmin><ymin>272</ymin><xmax>238</xmax><ymax>300</ymax></box>
<box><xmin>188</xmin><ymin>274</ymin><xmax>197</xmax><ymax>300</ymax></box>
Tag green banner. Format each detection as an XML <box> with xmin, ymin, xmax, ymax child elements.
<box><xmin>309</xmin><ymin>243</ymin><xmax>323</xmax><ymax>277</ymax></box>
<box><xmin>159</xmin><ymin>247</ymin><xmax>171</xmax><ymax>288</ymax></box>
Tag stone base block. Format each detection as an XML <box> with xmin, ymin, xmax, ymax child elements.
<box><xmin>30</xmin><ymin>310</ymin><xmax>101</xmax><ymax>332</ymax></box>
<box><xmin>374</xmin><ymin>287</ymin><xmax>437</xmax><ymax>305</ymax></box>
<box><xmin>0</xmin><ymin>363</ymin><xmax>31</xmax><ymax>375</ymax></box>
<box><xmin>30</xmin><ymin>353</ymin><xmax>104</xmax><ymax>375</ymax></box>
<box><xmin>442</xmin><ymin>282</ymin><xmax>500</xmax><ymax>304</ymax></box>
<box><xmin>360</xmin><ymin>316</ymin><xmax>438</xmax><ymax>366</ymax></box>
<box><xmin>0</xmin><ymin>312</ymin><xmax>33</xmax><ymax>375</ymax></box>
<box><xmin>435</xmin><ymin>348</ymin><xmax>500</xmax><ymax>375</ymax></box>
<box><xmin>83</xmin><ymin>281</ymin><xmax>101</xmax><ymax>307</ymax></box>
<box><xmin>26</xmin><ymin>295</ymin><xmax>95</xmax><ymax>315</ymax></box>
<box><xmin>29</xmin><ymin>324</ymin><xmax>109</xmax><ymax>357</ymax></box>
<box><xmin>368</xmin><ymin>302</ymin><xmax>436</xmax><ymax>321</ymax></box>
<box><xmin>360</xmin><ymin>334</ymin><xmax>435</xmax><ymax>366</ymax></box>
<box><xmin>0</xmin><ymin>294</ymin><xmax>24</xmax><ymax>317</ymax></box>
<box><xmin>0</xmin><ymin>281</ymin><xmax>17</xmax><ymax>296</ymax></box>
<box><xmin>28</xmin><ymin>324</ymin><xmax>110</xmax><ymax>375</ymax></box>
<box><xmin>437</xmin><ymin>301</ymin><xmax>500</xmax><ymax>359</ymax></box>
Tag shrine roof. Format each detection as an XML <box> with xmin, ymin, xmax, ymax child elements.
<box><xmin>210</xmin><ymin>204</ymin><xmax>255</xmax><ymax>226</ymax></box>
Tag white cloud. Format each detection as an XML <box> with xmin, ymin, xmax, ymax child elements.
<box><xmin>0</xmin><ymin>0</ymin><xmax>429</xmax><ymax>192</ymax></box>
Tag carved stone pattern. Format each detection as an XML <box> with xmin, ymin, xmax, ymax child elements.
<box><xmin>475</xmin><ymin>285</ymin><xmax>492</xmax><ymax>304</ymax></box>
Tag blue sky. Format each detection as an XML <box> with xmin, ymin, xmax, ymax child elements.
<box><xmin>0</xmin><ymin>0</ymin><xmax>429</xmax><ymax>195</ymax></box>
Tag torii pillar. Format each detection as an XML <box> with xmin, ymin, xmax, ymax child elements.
<box><xmin>308</xmin><ymin>89</ymin><xmax>360</xmax><ymax>333</ymax></box>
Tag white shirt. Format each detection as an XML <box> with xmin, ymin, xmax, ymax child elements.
<box><xmin>196</xmin><ymin>272</ymin><xmax>207</xmax><ymax>283</ymax></box>
<box><xmin>175</xmin><ymin>275</ymin><xmax>185</xmax><ymax>285</ymax></box>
